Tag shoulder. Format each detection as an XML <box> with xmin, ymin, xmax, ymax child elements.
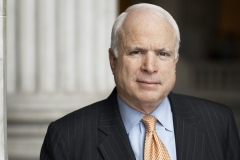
<box><xmin>47</xmin><ymin>89</ymin><xmax>118</xmax><ymax>134</ymax></box>
<box><xmin>169</xmin><ymin>92</ymin><xmax>239</xmax><ymax>138</ymax></box>
<box><xmin>52</xmin><ymin>99</ymin><xmax>107</xmax><ymax>129</ymax></box>
<box><xmin>43</xmin><ymin>99</ymin><xmax>108</xmax><ymax>150</ymax></box>
<box><xmin>169</xmin><ymin>92</ymin><xmax>238</xmax><ymax>134</ymax></box>
<box><xmin>169</xmin><ymin>92</ymin><xmax>230</xmax><ymax>112</ymax></box>
<box><xmin>168</xmin><ymin>92</ymin><xmax>234</xmax><ymax>126</ymax></box>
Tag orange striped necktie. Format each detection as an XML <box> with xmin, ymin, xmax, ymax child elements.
<box><xmin>142</xmin><ymin>115</ymin><xmax>171</xmax><ymax>160</ymax></box>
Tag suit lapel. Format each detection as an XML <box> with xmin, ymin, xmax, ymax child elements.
<box><xmin>98</xmin><ymin>89</ymin><xmax>135</xmax><ymax>160</ymax></box>
<box><xmin>169</xmin><ymin>93</ymin><xmax>205</xmax><ymax>160</ymax></box>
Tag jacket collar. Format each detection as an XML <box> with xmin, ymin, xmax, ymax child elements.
<box><xmin>98</xmin><ymin>88</ymin><xmax>136</xmax><ymax>160</ymax></box>
<box><xmin>168</xmin><ymin>92</ymin><xmax>204</xmax><ymax>160</ymax></box>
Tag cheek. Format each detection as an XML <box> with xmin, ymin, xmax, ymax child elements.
<box><xmin>121</xmin><ymin>59</ymin><xmax>139</xmax><ymax>76</ymax></box>
<box><xmin>160</xmin><ymin>63</ymin><xmax>176</xmax><ymax>79</ymax></box>
<box><xmin>115</xmin><ymin>60</ymin><xmax>134</xmax><ymax>83</ymax></box>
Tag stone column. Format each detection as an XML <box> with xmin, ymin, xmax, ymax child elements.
<box><xmin>0</xmin><ymin>0</ymin><xmax>7</xmax><ymax>159</ymax></box>
<box><xmin>6</xmin><ymin>0</ymin><xmax>118</xmax><ymax>159</ymax></box>
<box><xmin>19</xmin><ymin>0</ymin><xmax>36</xmax><ymax>94</ymax></box>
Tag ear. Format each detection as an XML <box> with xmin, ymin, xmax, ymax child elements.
<box><xmin>174</xmin><ymin>53</ymin><xmax>179</xmax><ymax>64</ymax></box>
<box><xmin>109</xmin><ymin>48</ymin><xmax>117</xmax><ymax>75</ymax></box>
<box><xmin>174</xmin><ymin>53</ymin><xmax>179</xmax><ymax>72</ymax></box>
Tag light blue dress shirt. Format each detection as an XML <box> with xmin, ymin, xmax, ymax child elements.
<box><xmin>117</xmin><ymin>95</ymin><xmax>176</xmax><ymax>160</ymax></box>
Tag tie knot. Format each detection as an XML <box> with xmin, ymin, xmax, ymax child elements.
<box><xmin>142</xmin><ymin>115</ymin><xmax>157</xmax><ymax>132</ymax></box>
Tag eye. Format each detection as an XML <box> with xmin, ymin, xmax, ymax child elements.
<box><xmin>130</xmin><ymin>51</ymin><xmax>142</xmax><ymax>55</ymax></box>
<box><xmin>158</xmin><ymin>52</ymin><xmax>167</xmax><ymax>56</ymax></box>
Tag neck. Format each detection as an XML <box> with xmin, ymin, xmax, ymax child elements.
<box><xmin>118</xmin><ymin>94</ymin><xmax>163</xmax><ymax>114</ymax></box>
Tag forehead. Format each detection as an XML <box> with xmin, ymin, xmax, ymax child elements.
<box><xmin>119</xmin><ymin>10</ymin><xmax>176</xmax><ymax>48</ymax></box>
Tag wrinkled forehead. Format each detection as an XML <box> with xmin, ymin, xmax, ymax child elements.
<box><xmin>125</xmin><ymin>8</ymin><xmax>164</xmax><ymax>23</ymax></box>
<box><xmin>120</xmin><ymin>9</ymin><xmax>174</xmax><ymax>38</ymax></box>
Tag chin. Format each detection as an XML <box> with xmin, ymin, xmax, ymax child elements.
<box><xmin>136</xmin><ymin>93</ymin><xmax>163</xmax><ymax>104</ymax></box>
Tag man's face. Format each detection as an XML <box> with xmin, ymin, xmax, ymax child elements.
<box><xmin>109</xmin><ymin>13</ymin><xmax>178</xmax><ymax>113</ymax></box>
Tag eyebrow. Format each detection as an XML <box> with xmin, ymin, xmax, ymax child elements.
<box><xmin>157</xmin><ymin>48</ymin><xmax>171</xmax><ymax>52</ymax></box>
<box><xmin>157</xmin><ymin>48</ymin><xmax>174</xmax><ymax>54</ymax></box>
<box><xmin>128</xmin><ymin>47</ymin><xmax>147</xmax><ymax>52</ymax></box>
<box><xmin>128</xmin><ymin>46</ymin><xmax>172</xmax><ymax>53</ymax></box>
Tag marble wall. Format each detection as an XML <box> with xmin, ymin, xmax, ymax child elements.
<box><xmin>7</xmin><ymin>0</ymin><xmax>118</xmax><ymax>159</ymax></box>
<box><xmin>0</xmin><ymin>0</ymin><xmax>7</xmax><ymax>159</ymax></box>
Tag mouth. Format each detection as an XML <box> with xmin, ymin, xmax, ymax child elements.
<box><xmin>136</xmin><ymin>79</ymin><xmax>161</xmax><ymax>87</ymax></box>
<box><xmin>136</xmin><ymin>80</ymin><xmax>160</xmax><ymax>84</ymax></box>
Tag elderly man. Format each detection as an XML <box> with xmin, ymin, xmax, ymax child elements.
<box><xmin>40</xmin><ymin>3</ymin><xmax>240</xmax><ymax>160</ymax></box>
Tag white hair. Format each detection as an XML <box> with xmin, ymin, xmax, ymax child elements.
<box><xmin>110</xmin><ymin>3</ymin><xmax>180</xmax><ymax>58</ymax></box>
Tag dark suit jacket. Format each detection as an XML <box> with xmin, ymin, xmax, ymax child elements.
<box><xmin>40</xmin><ymin>89</ymin><xmax>240</xmax><ymax>160</ymax></box>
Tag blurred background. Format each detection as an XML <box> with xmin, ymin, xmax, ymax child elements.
<box><xmin>6</xmin><ymin>0</ymin><xmax>240</xmax><ymax>159</ymax></box>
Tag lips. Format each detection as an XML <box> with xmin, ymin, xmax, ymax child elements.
<box><xmin>136</xmin><ymin>80</ymin><xmax>160</xmax><ymax>84</ymax></box>
<box><xmin>136</xmin><ymin>77</ymin><xmax>161</xmax><ymax>85</ymax></box>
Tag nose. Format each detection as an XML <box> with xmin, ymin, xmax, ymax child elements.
<box><xmin>140</xmin><ymin>52</ymin><xmax>158</xmax><ymax>74</ymax></box>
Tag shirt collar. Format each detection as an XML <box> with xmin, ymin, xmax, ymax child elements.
<box><xmin>117</xmin><ymin>94</ymin><xmax>174</xmax><ymax>134</ymax></box>
<box><xmin>151</xmin><ymin>97</ymin><xmax>174</xmax><ymax>132</ymax></box>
